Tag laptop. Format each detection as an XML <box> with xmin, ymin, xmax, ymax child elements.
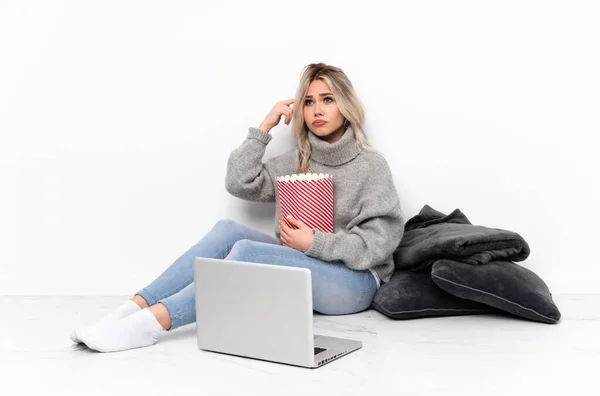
<box><xmin>193</xmin><ymin>257</ymin><xmax>363</xmax><ymax>368</ymax></box>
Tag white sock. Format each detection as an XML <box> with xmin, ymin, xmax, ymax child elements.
<box><xmin>70</xmin><ymin>300</ymin><xmax>142</xmax><ymax>343</ymax></box>
<box><xmin>77</xmin><ymin>308</ymin><xmax>164</xmax><ymax>353</ymax></box>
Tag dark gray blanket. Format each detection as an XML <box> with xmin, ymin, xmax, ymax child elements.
<box><xmin>393</xmin><ymin>205</ymin><xmax>530</xmax><ymax>272</ymax></box>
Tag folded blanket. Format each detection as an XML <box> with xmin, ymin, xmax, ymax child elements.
<box><xmin>392</xmin><ymin>205</ymin><xmax>530</xmax><ymax>272</ymax></box>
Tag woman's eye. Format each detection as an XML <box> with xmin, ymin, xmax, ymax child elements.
<box><xmin>305</xmin><ymin>97</ymin><xmax>333</xmax><ymax>105</ymax></box>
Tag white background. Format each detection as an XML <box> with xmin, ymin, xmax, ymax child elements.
<box><xmin>1</xmin><ymin>0</ymin><xmax>598</xmax><ymax>295</ymax></box>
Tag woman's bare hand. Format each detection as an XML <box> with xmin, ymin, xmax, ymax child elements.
<box><xmin>258</xmin><ymin>99</ymin><xmax>295</xmax><ymax>133</ymax></box>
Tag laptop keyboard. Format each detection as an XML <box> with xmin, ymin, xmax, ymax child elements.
<box><xmin>314</xmin><ymin>347</ymin><xmax>327</xmax><ymax>355</ymax></box>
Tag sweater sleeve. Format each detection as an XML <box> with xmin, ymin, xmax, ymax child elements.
<box><xmin>225</xmin><ymin>127</ymin><xmax>275</xmax><ymax>202</ymax></box>
<box><xmin>225</xmin><ymin>127</ymin><xmax>279</xmax><ymax>203</ymax></box>
<box><xmin>304</xmin><ymin>158</ymin><xmax>405</xmax><ymax>271</ymax></box>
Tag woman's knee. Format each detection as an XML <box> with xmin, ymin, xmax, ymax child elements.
<box><xmin>213</xmin><ymin>218</ymin><xmax>240</xmax><ymax>232</ymax></box>
<box><xmin>209</xmin><ymin>218</ymin><xmax>248</xmax><ymax>241</ymax></box>
<box><xmin>228</xmin><ymin>239</ymin><xmax>257</xmax><ymax>258</ymax></box>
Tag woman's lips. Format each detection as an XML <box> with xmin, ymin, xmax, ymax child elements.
<box><xmin>312</xmin><ymin>120</ymin><xmax>326</xmax><ymax>126</ymax></box>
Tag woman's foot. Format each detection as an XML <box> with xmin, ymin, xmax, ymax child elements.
<box><xmin>77</xmin><ymin>308</ymin><xmax>164</xmax><ymax>353</ymax></box>
<box><xmin>70</xmin><ymin>299</ymin><xmax>143</xmax><ymax>343</ymax></box>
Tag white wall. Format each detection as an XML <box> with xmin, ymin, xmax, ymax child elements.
<box><xmin>1</xmin><ymin>0</ymin><xmax>598</xmax><ymax>295</ymax></box>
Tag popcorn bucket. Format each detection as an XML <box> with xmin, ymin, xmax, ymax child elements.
<box><xmin>276</xmin><ymin>173</ymin><xmax>334</xmax><ymax>233</ymax></box>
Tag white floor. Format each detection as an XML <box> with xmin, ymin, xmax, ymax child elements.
<box><xmin>1</xmin><ymin>294</ymin><xmax>598</xmax><ymax>396</ymax></box>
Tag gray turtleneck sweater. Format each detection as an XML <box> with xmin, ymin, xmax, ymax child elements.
<box><xmin>225</xmin><ymin>126</ymin><xmax>405</xmax><ymax>284</ymax></box>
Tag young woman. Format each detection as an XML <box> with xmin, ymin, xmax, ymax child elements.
<box><xmin>71</xmin><ymin>63</ymin><xmax>405</xmax><ymax>353</ymax></box>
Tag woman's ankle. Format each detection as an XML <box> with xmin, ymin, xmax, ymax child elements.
<box><xmin>131</xmin><ymin>294</ymin><xmax>150</xmax><ymax>309</ymax></box>
<box><xmin>149</xmin><ymin>303</ymin><xmax>172</xmax><ymax>331</ymax></box>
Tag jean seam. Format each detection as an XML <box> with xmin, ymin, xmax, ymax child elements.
<box><xmin>159</xmin><ymin>298</ymin><xmax>187</xmax><ymax>331</ymax></box>
<box><xmin>351</xmin><ymin>283</ymin><xmax>378</xmax><ymax>313</ymax></box>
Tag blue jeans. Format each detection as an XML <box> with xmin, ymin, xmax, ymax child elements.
<box><xmin>136</xmin><ymin>219</ymin><xmax>377</xmax><ymax>330</ymax></box>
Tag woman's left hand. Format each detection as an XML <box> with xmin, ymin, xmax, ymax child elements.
<box><xmin>280</xmin><ymin>216</ymin><xmax>315</xmax><ymax>252</ymax></box>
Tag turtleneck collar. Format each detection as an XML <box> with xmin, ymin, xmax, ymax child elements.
<box><xmin>307</xmin><ymin>126</ymin><xmax>363</xmax><ymax>166</ymax></box>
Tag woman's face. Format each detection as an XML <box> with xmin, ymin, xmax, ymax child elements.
<box><xmin>303</xmin><ymin>79</ymin><xmax>346</xmax><ymax>143</ymax></box>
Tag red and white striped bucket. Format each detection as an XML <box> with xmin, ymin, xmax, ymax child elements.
<box><xmin>276</xmin><ymin>173</ymin><xmax>334</xmax><ymax>233</ymax></box>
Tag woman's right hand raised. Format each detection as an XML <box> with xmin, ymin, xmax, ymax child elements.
<box><xmin>258</xmin><ymin>99</ymin><xmax>295</xmax><ymax>133</ymax></box>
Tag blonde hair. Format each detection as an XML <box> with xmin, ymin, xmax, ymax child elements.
<box><xmin>291</xmin><ymin>63</ymin><xmax>378</xmax><ymax>174</ymax></box>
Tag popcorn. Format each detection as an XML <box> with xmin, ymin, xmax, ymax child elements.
<box><xmin>276</xmin><ymin>173</ymin><xmax>331</xmax><ymax>182</ymax></box>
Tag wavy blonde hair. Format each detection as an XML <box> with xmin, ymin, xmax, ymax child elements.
<box><xmin>291</xmin><ymin>63</ymin><xmax>378</xmax><ymax>174</ymax></box>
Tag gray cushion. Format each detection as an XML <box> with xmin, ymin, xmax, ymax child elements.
<box><xmin>431</xmin><ymin>259</ymin><xmax>561</xmax><ymax>324</ymax></box>
<box><xmin>372</xmin><ymin>270</ymin><xmax>498</xmax><ymax>319</ymax></box>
